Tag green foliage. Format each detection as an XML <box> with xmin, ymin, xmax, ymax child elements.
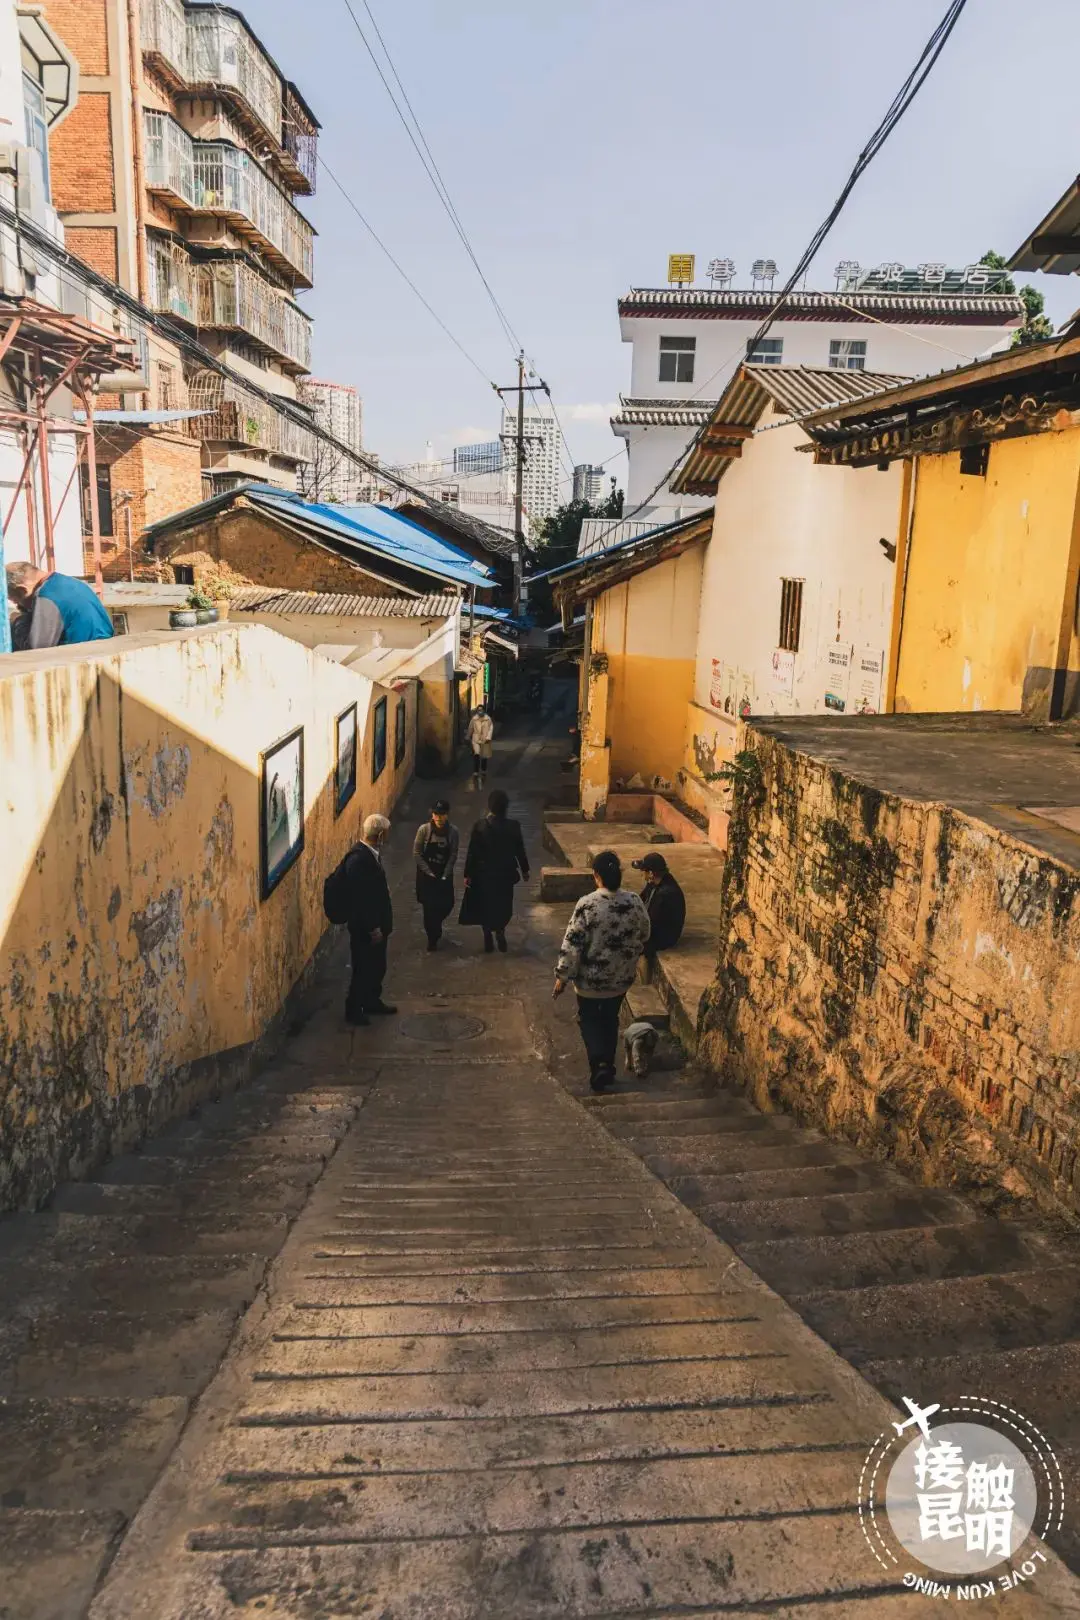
<box><xmin>705</xmin><ymin>748</ymin><xmax>765</xmax><ymax>806</ymax></box>
<box><xmin>528</xmin><ymin>481</ymin><xmax>624</xmax><ymax>623</ymax></box>
<box><xmin>982</xmin><ymin>248</ymin><xmax>1057</xmax><ymax>348</ymax></box>
<box><xmin>187</xmin><ymin>588</ymin><xmax>213</xmax><ymax>611</ymax></box>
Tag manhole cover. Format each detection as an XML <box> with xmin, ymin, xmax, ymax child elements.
<box><xmin>399</xmin><ymin>1012</ymin><xmax>487</xmax><ymax>1043</ymax></box>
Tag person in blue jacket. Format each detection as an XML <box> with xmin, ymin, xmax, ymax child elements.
<box><xmin>6</xmin><ymin>563</ymin><xmax>113</xmax><ymax>649</ymax></box>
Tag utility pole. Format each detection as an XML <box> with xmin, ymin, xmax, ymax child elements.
<box><xmin>496</xmin><ymin>350</ymin><xmax>545</xmax><ymax>619</ymax></box>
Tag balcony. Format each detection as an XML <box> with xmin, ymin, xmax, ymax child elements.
<box><xmin>141</xmin><ymin>0</ymin><xmax>188</xmax><ymax>88</ymax></box>
<box><xmin>196</xmin><ymin>259</ymin><xmax>311</xmax><ymax>372</ymax></box>
<box><xmin>186</xmin><ymin>9</ymin><xmax>281</xmax><ymax>147</ymax></box>
<box><xmin>144</xmin><ymin>113</ymin><xmax>314</xmax><ymax>287</ymax></box>
<box><xmin>184</xmin><ymin>369</ymin><xmax>316</xmax><ymax>463</ymax></box>
<box><xmin>281</xmin><ymin>84</ymin><xmax>318</xmax><ymax>196</ymax></box>
<box><xmin>147</xmin><ymin>233</ymin><xmax>197</xmax><ymax>322</ymax></box>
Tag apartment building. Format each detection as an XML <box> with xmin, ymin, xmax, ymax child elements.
<box><xmin>298</xmin><ymin>378</ymin><xmax>362</xmax><ymax>502</ymax></box>
<box><xmin>500</xmin><ymin>404</ymin><xmax>562</xmax><ymax>524</ymax></box>
<box><xmin>41</xmin><ymin>0</ymin><xmax>319</xmax><ymax>552</ymax></box>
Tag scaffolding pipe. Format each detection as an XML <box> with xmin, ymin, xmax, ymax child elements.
<box><xmin>78</xmin><ymin>384</ymin><xmax>104</xmax><ymax>591</ymax></box>
<box><xmin>35</xmin><ymin>358</ymin><xmax>56</xmax><ymax>573</ymax></box>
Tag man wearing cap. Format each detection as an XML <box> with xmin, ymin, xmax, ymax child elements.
<box><xmin>413</xmin><ymin>798</ymin><xmax>460</xmax><ymax>950</ymax></box>
<box><xmin>636</xmin><ymin>852</ymin><xmax>687</xmax><ymax>961</ymax></box>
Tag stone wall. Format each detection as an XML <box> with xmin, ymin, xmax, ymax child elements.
<box><xmin>153</xmin><ymin>506</ymin><xmax>398</xmax><ymax>596</ymax></box>
<box><xmin>0</xmin><ymin>625</ymin><xmax>414</xmax><ymax>1211</ymax></box>
<box><xmin>699</xmin><ymin>725</ymin><xmax>1080</xmax><ymax>1219</ymax></box>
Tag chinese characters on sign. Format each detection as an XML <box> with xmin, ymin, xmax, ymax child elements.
<box><xmin>823</xmin><ymin>644</ymin><xmax>852</xmax><ymax>712</ymax></box>
<box><xmin>852</xmin><ymin>647</ymin><xmax>884</xmax><ymax>714</ymax></box>
<box><xmin>667</xmin><ymin>253</ymin><xmax>695</xmax><ymax>286</ymax></box>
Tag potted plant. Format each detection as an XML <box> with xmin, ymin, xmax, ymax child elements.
<box><xmin>187</xmin><ymin>587</ymin><xmax>217</xmax><ymax>625</ymax></box>
<box><xmin>170</xmin><ymin>605</ymin><xmax>197</xmax><ymax>629</ymax></box>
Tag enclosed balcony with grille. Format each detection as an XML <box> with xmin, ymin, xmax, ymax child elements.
<box><xmin>144</xmin><ymin>112</ymin><xmax>315</xmax><ymax>287</ymax></box>
<box><xmin>184</xmin><ymin>369</ymin><xmax>316</xmax><ymax>463</ymax></box>
<box><xmin>141</xmin><ymin>0</ymin><xmax>188</xmax><ymax>86</ymax></box>
<box><xmin>147</xmin><ymin>233</ymin><xmax>196</xmax><ymax>321</ymax></box>
<box><xmin>281</xmin><ymin>83</ymin><xmax>319</xmax><ymax>197</ymax></box>
<box><xmin>196</xmin><ymin>259</ymin><xmax>311</xmax><ymax>372</ymax></box>
<box><xmin>186</xmin><ymin>7</ymin><xmax>282</xmax><ymax>148</ymax></box>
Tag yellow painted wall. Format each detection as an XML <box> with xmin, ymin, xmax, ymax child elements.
<box><xmin>592</xmin><ymin>547</ymin><xmax>704</xmax><ymax>789</ymax></box>
<box><xmin>895</xmin><ymin>428</ymin><xmax>1080</xmax><ymax>716</ymax></box>
<box><xmin>0</xmin><ymin>624</ymin><xmax>414</xmax><ymax>1210</ymax></box>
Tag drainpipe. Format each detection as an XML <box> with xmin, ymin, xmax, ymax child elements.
<box><xmin>126</xmin><ymin>0</ymin><xmax>148</xmax><ymax>304</ymax></box>
<box><xmin>885</xmin><ymin>457</ymin><xmax>918</xmax><ymax>713</ymax></box>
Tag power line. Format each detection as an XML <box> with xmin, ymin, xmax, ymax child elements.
<box><xmin>0</xmin><ymin>197</ymin><xmax>480</xmax><ymax>512</ymax></box>
<box><xmin>338</xmin><ymin>0</ymin><xmax>521</xmax><ymax>358</ymax></box>
<box><xmin>319</xmin><ymin>158</ymin><xmax>495</xmax><ymax>390</ymax></box>
<box><xmin>585</xmin><ymin>0</ymin><xmax>973</xmax><ymax>553</ymax></box>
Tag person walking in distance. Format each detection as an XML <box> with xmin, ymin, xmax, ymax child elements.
<box><xmin>553</xmin><ymin>850</ymin><xmax>650</xmax><ymax>1092</ymax></box>
<box><xmin>466</xmin><ymin>703</ymin><xmax>494</xmax><ymax>790</ymax></box>
<box><xmin>413</xmin><ymin>798</ymin><xmax>459</xmax><ymax>951</ymax></box>
<box><xmin>341</xmin><ymin>813</ymin><xmax>396</xmax><ymax>1026</ymax></box>
<box><xmin>461</xmin><ymin>788</ymin><xmax>529</xmax><ymax>953</ymax></box>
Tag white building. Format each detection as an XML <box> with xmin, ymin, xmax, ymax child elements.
<box><xmin>573</xmin><ymin>463</ymin><xmax>607</xmax><ymax>505</ymax></box>
<box><xmin>298</xmin><ymin>379</ymin><xmax>362</xmax><ymax>502</ymax></box>
<box><xmin>501</xmin><ymin>405</ymin><xmax>562</xmax><ymax>524</ymax></box>
<box><xmin>612</xmin><ymin>273</ymin><xmax>1025</xmax><ymax>530</ymax></box>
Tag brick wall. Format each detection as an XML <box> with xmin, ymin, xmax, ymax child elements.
<box><xmin>699</xmin><ymin>726</ymin><xmax>1080</xmax><ymax>1219</ymax></box>
<box><xmin>153</xmin><ymin>507</ymin><xmax>402</xmax><ymax>595</ymax></box>
<box><xmin>88</xmin><ymin>433</ymin><xmax>205</xmax><ymax>579</ymax></box>
<box><xmin>49</xmin><ymin>95</ymin><xmax>115</xmax><ymax>213</ymax></box>
<box><xmin>42</xmin><ymin>0</ymin><xmax>110</xmax><ymax>74</ymax></box>
<box><xmin>65</xmin><ymin>227</ymin><xmax>119</xmax><ymax>282</ymax></box>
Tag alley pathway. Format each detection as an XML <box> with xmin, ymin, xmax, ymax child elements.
<box><xmin>5</xmin><ymin>704</ymin><xmax>1080</xmax><ymax>1617</ymax></box>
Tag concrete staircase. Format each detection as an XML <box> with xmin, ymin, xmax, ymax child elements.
<box><xmin>0</xmin><ymin>985</ymin><xmax>372</xmax><ymax>1620</ymax></box>
<box><xmin>584</xmin><ymin>1075</ymin><xmax>1080</xmax><ymax>1574</ymax></box>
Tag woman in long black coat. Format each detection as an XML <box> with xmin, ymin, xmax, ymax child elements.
<box><xmin>461</xmin><ymin>789</ymin><xmax>530</xmax><ymax>952</ymax></box>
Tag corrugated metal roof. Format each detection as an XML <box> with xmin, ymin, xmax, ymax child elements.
<box><xmin>231</xmin><ymin>588</ymin><xmax>459</xmax><ymax>617</ymax></box>
<box><xmin>618</xmin><ymin>288</ymin><xmax>1025</xmax><ymax>324</ymax></box>
<box><xmin>535</xmin><ymin>508</ymin><xmax>713</xmax><ymax>587</ymax></box>
<box><xmin>395</xmin><ymin>497</ymin><xmax>519</xmax><ymax>559</ymax></box>
<box><xmin>611</xmin><ymin>397</ymin><xmax>717</xmax><ymax>429</ymax></box>
<box><xmin>1010</xmin><ymin>178</ymin><xmax>1080</xmax><ymax>275</ymax></box>
<box><xmin>74</xmin><ymin>409</ymin><xmax>209</xmax><ymax>424</ymax></box>
<box><xmin>671</xmin><ymin>365</ymin><xmax>911</xmax><ymax>494</ymax></box>
<box><xmin>578</xmin><ymin>517</ymin><xmax>669</xmax><ymax>558</ymax></box>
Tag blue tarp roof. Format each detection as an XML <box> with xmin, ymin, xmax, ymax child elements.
<box><xmin>143</xmin><ymin>484</ymin><xmax>495</xmax><ymax>590</ymax></box>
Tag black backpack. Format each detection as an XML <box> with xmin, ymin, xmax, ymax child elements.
<box><xmin>323</xmin><ymin>847</ymin><xmax>359</xmax><ymax>925</ymax></box>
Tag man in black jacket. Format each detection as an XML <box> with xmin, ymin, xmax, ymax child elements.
<box><xmin>344</xmin><ymin>813</ymin><xmax>396</xmax><ymax>1026</ymax></box>
<box><xmin>636</xmin><ymin>852</ymin><xmax>686</xmax><ymax>960</ymax></box>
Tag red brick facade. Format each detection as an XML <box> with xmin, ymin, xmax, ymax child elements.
<box><xmin>42</xmin><ymin>0</ymin><xmax>110</xmax><ymax>75</ymax></box>
<box><xmin>65</xmin><ymin>227</ymin><xmax>119</xmax><ymax>282</ymax></box>
<box><xmin>49</xmin><ymin>95</ymin><xmax>116</xmax><ymax>214</ymax></box>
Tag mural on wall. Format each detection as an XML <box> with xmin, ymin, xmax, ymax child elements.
<box><xmin>261</xmin><ymin>726</ymin><xmax>305</xmax><ymax>898</ymax></box>
<box><xmin>335</xmin><ymin>703</ymin><xmax>357</xmax><ymax>817</ymax></box>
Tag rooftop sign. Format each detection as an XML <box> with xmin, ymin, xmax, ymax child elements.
<box><xmin>837</xmin><ymin>261</ymin><xmax>1011</xmax><ymax>293</ymax></box>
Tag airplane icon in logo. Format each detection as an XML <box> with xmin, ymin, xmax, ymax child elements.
<box><xmin>893</xmin><ymin>1397</ymin><xmax>942</xmax><ymax>1442</ymax></box>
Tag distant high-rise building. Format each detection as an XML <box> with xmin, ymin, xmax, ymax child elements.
<box><xmin>453</xmin><ymin>440</ymin><xmax>503</xmax><ymax>477</ymax></box>
<box><xmin>299</xmin><ymin>380</ymin><xmax>362</xmax><ymax>502</ymax></box>
<box><xmin>500</xmin><ymin>406</ymin><xmax>562</xmax><ymax>523</ymax></box>
<box><xmin>573</xmin><ymin>463</ymin><xmax>608</xmax><ymax>505</ymax></box>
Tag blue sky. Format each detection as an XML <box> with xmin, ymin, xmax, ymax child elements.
<box><xmin>248</xmin><ymin>0</ymin><xmax>1080</xmax><ymax>483</ymax></box>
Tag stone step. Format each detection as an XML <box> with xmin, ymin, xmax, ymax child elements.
<box><xmin>0</xmin><ymin>1307</ymin><xmax>242</xmax><ymax>1399</ymax></box>
<box><xmin>861</xmin><ymin>1338</ymin><xmax>1080</xmax><ymax>1445</ymax></box>
<box><xmin>626</xmin><ymin>1116</ymin><xmax>803</xmax><ymax>1155</ymax></box>
<box><xmin>624</xmin><ymin>984</ymin><xmax>669</xmax><ymax>1030</ymax></box>
<box><xmin>306</xmin><ymin>1229</ymin><xmax>664</xmax><ymax>1257</ymax></box>
<box><xmin>672</xmin><ymin>1161</ymin><xmax>906</xmax><ymax>1206</ymax></box>
<box><xmin>791</xmin><ymin>1264</ymin><xmax>1080</xmax><ymax>1362</ymax></box>
<box><xmin>278</xmin><ymin>1293</ymin><xmax>753</xmax><ymax>1339</ymax></box>
<box><xmin>286</xmin><ymin>1264</ymin><xmax>729</xmax><ymax>1308</ymax></box>
<box><xmin>696</xmin><ymin>1187</ymin><xmax>979</xmax><ymax>1244</ymax></box>
<box><xmin>305</xmin><ymin>1243</ymin><xmax>690</xmax><ymax>1276</ymax></box>
<box><xmin>237</xmin><ymin>1353</ymin><xmax>827</xmax><ymax>1426</ymax></box>
<box><xmin>99</xmin><ymin>1516</ymin><xmax>903</xmax><ymax>1618</ymax></box>
<box><xmin>643</xmin><ymin>1133</ymin><xmax>853</xmax><ymax>1181</ymax></box>
<box><xmin>0</xmin><ymin>1252</ymin><xmax>267</xmax><ymax>1315</ymax></box>
<box><xmin>219</xmin><ymin>1396</ymin><xmax>864</xmax><ymax>1479</ymax></box>
<box><xmin>0</xmin><ymin>1210</ymin><xmax>291</xmax><ymax>1262</ymax></box>
<box><xmin>0</xmin><ymin>1508</ymin><xmax>123</xmax><ymax>1620</ymax></box>
<box><xmin>196</xmin><ymin>1445</ymin><xmax>864</xmax><ymax>1543</ymax></box>
<box><xmin>52</xmin><ymin>1180</ymin><xmax>311</xmax><ymax>1219</ymax></box>
<box><xmin>0</xmin><ymin>1396</ymin><xmax>189</xmax><ymax>1514</ymax></box>
<box><xmin>97</xmin><ymin>1155</ymin><xmax>326</xmax><ymax>1189</ymax></box>
<box><xmin>595</xmin><ymin>1098</ymin><xmax>756</xmax><ymax>1127</ymax></box>
<box><xmin>734</xmin><ymin>1219</ymin><xmax>1053</xmax><ymax>1294</ymax></box>
<box><xmin>608</xmin><ymin>1108</ymin><xmax>768</xmax><ymax>1140</ymax></box>
<box><xmin>259</xmin><ymin>1318</ymin><xmax>776</xmax><ymax>1378</ymax></box>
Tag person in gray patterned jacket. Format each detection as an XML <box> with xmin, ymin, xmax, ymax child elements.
<box><xmin>553</xmin><ymin>850</ymin><xmax>651</xmax><ymax>1092</ymax></box>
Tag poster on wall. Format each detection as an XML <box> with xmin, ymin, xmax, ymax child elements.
<box><xmin>261</xmin><ymin>726</ymin><xmax>304</xmax><ymax>899</ymax></box>
<box><xmin>769</xmin><ymin>649</ymin><xmax>796</xmax><ymax>698</ymax></box>
<box><xmin>736</xmin><ymin>669</ymin><xmax>755</xmax><ymax>720</ymax></box>
<box><xmin>852</xmin><ymin>647</ymin><xmax>885</xmax><ymax>714</ymax></box>
<box><xmin>335</xmin><ymin>703</ymin><xmax>357</xmax><ymax>817</ymax></box>
<box><xmin>709</xmin><ymin>659</ymin><xmax>724</xmax><ymax>711</ymax></box>
<box><xmin>823</xmin><ymin>644</ymin><xmax>853</xmax><ymax>712</ymax></box>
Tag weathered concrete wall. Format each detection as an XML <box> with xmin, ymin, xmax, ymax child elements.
<box><xmin>699</xmin><ymin>724</ymin><xmax>1080</xmax><ymax>1219</ymax></box>
<box><xmin>153</xmin><ymin>506</ymin><xmax>399</xmax><ymax>595</ymax></box>
<box><xmin>0</xmin><ymin>625</ymin><xmax>414</xmax><ymax>1210</ymax></box>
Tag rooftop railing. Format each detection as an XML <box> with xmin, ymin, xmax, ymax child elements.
<box><xmin>185</xmin><ymin>368</ymin><xmax>316</xmax><ymax>462</ymax></box>
<box><xmin>140</xmin><ymin>0</ymin><xmax>188</xmax><ymax>85</ymax></box>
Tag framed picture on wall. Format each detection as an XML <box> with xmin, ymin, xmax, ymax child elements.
<box><xmin>260</xmin><ymin>725</ymin><xmax>304</xmax><ymax>899</ymax></box>
<box><xmin>335</xmin><ymin>703</ymin><xmax>358</xmax><ymax>816</ymax></box>
<box><xmin>394</xmin><ymin>695</ymin><xmax>407</xmax><ymax>766</ymax></box>
<box><xmin>372</xmin><ymin>696</ymin><xmax>387</xmax><ymax>782</ymax></box>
